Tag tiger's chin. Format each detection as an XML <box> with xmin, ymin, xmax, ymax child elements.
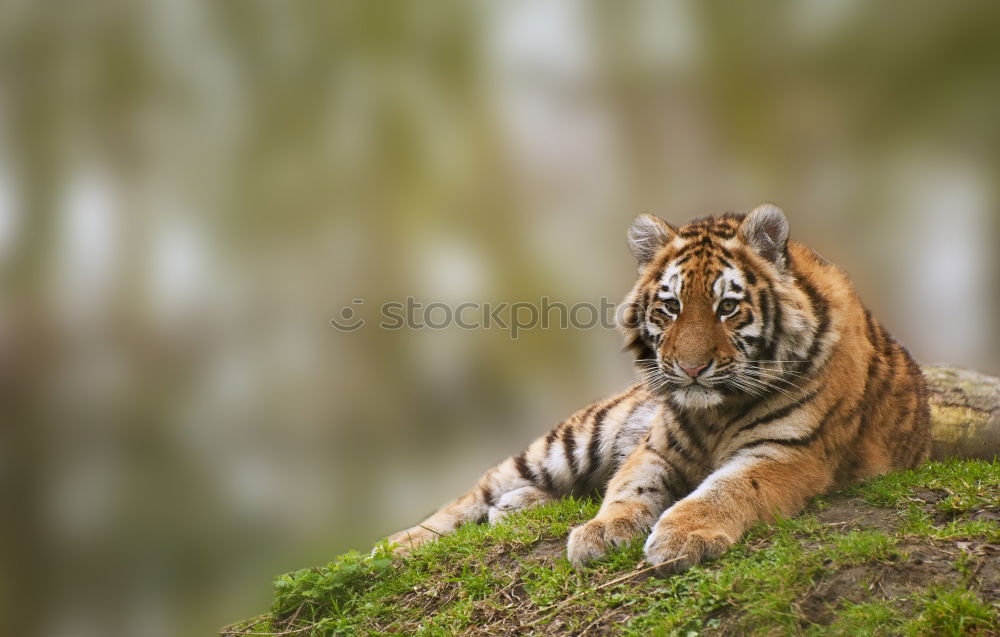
<box><xmin>670</xmin><ymin>385</ymin><xmax>725</xmax><ymax>410</ymax></box>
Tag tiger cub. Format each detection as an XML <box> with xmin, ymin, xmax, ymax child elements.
<box><xmin>386</xmin><ymin>204</ymin><xmax>930</xmax><ymax>573</ymax></box>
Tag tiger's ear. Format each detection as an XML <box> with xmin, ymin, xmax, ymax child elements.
<box><xmin>627</xmin><ymin>214</ymin><xmax>674</xmax><ymax>265</ymax></box>
<box><xmin>740</xmin><ymin>203</ymin><xmax>789</xmax><ymax>267</ymax></box>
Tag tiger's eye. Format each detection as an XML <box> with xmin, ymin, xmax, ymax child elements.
<box><xmin>719</xmin><ymin>299</ymin><xmax>738</xmax><ymax>315</ymax></box>
<box><xmin>663</xmin><ymin>299</ymin><xmax>681</xmax><ymax>315</ymax></box>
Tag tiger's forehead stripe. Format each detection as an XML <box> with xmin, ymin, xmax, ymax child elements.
<box><xmin>713</xmin><ymin>268</ymin><xmax>747</xmax><ymax>299</ymax></box>
<box><xmin>655</xmin><ymin>231</ymin><xmax>749</xmax><ymax>300</ymax></box>
<box><xmin>658</xmin><ymin>262</ymin><xmax>683</xmax><ymax>297</ymax></box>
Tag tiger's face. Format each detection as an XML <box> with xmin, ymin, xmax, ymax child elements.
<box><xmin>620</xmin><ymin>204</ymin><xmax>811</xmax><ymax>410</ymax></box>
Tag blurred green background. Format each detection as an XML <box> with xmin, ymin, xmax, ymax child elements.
<box><xmin>2</xmin><ymin>1</ymin><xmax>999</xmax><ymax>635</ymax></box>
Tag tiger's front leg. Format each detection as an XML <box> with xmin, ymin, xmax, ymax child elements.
<box><xmin>643</xmin><ymin>452</ymin><xmax>834</xmax><ymax>573</ymax></box>
<box><xmin>566</xmin><ymin>433</ymin><xmax>689</xmax><ymax>568</ymax></box>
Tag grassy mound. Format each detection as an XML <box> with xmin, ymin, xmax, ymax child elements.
<box><xmin>222</xmin><ymin>459</ymin><xmax>999</xmax><ymax>636</ymax></box>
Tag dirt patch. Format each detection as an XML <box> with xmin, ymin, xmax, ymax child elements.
<box><xmin>961</xmin><ymin>541</ymin><xmax>1000</xmax><ymax>602</ymax></box>
<box><xmin>972</xmin><ymin>510</ymin><xmax>1000</xmax><ymax>523</ymax></box>
<box><xmin>869</xmin><ymin>541</ymin><xmax>964</xmax><ymax>600</ymax></box>
<box><xmin>798</xmin><ymin>539</ymin><xmax>999</xmax><ymax>627</ymax></box>
<box><xmin>911</xmin><ymin>488</ymin><xmax>950</xmax><ymax>506</ymax></box>
<box><xmin>527</xmin><ymin>538</ymin><xmax>567</xmax><ymax>563</ymax></box>
<box><xmin>814</xmin><ymin>498</ymin><xmax>903</xmax><ymax>532</ymax></box>
<box><xmin>798</xmin><ymin>564</ymin><xmax>894</xmax><ymax>626</ymax></box>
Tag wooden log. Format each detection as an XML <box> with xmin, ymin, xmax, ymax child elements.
<box><xmin>923</xmin><ymin>365</ymin><xmax>1000</xmax><ymax>461</ymax></box>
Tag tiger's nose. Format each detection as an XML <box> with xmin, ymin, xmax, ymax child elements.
<box><xmin>679</xmin><ymin>362</ymin><xmax>709</xmax><ymax>378</ymax></box>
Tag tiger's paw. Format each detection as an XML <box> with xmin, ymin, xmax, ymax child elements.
<box><xmin>385</xmin><ymin>525</ymin><xmax>442</xmax><ymax>556</ymax></box>
<box><xmin>643</xmin><ymin>516</ymin><xmax>734</xmax><ymax>574</ymax></box>
<box><xmin>487</xmin><ymin>486</ymin><xmax>553</xmax><ymax>524</ymax></box>
<box><xmin>566</xmin><ymin>509</ymin><xmax>650</xmax><ymax>569</ymax></box>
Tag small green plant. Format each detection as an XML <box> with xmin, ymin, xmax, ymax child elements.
<box><xmin>820</xmin><ymin>600</ymin><xmax>904</xmax><ymax>637</ymax></box>
<box><xmin>903</xmin><ymin>587</ymin><xmax>996</xmax><ymax>637</ymax></box>
<box><xmin>271</xmin><ymin>546</ymin><xmax>396</xmax><ymax>622</ymax></box>
<box><xmin>827</xmin><ymin>530</ymin><xmax>899</xmax><ymax>565</ymax></box>
<box><xmin>954</xmin><ymin>549</ymin><xmax>975</xmax><ymax>581</ymax></box>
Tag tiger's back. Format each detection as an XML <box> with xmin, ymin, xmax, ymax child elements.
<box><xmin>385</xmin><ymin>204</ymin><xmax>930</xmax><ymax>572</ymax></box>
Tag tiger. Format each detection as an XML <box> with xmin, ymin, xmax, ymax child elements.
<box><xmin>384</xmin><ymin>203</ymin><xmax>931</xmax><ymax>573</ymax></box>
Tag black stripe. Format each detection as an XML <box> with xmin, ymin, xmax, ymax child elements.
<box><xmin>671</xmin><ymin>247</ymin><xmax>700</xmax><ymax>267</ymax></box>
<box><xmin>646</xmin><ymin>286</ymin><xmax>659</xmax><ymax>306</ymax></box>
<box><xmin>744</xmin><ymin>268</ymin><xmax>757</xmax><ymax>285</ymax></box>
<box><xmin>625</xmin><ymin>334</ymin><xmax>654</xmax><ymax>361</ymax></box>
<box><xmin>666</xmin><ymin>462</ymin><xmax>693</xmax><ymax>494</ymax></box>
<box><xmin>733</xmin><ymin>309</ymin><xmax>755</xmax><ymax>330</ymax></box>
<box><xmin>658</xmin><ymin>474</ymin><xmax>682</xmax><ymax>501</ymax></box>
<box><xmin>673</xmin><ymin>409</ymin><xmax>707</xmax><ymax>456</ymax></box>
<box><xmin>580</xmin><ymin>401</ymin><xmax>602</xmax><ymax>425</ymax></box>
<box><xmin>762</xmin><ymin>280</ymin><xmax>783</xmax><ymax>361</ymax></box>
<box><xmin>544</xmin><ymin>428</ymin><xmax>558</xmax><ymax>452</ymax></box>
<box><xmin>584</xmin><ymin>390</ymin><xmax>635</xmax><ymax>478</ymax></box>
<box><xmin>879</xmin><ymin>348</ymin><xmax>897</xmax><ymax>391</ymax></box>
<box><xmin>514</xmin><ymin>453</ymin><xmax>537</xmax><ymax>485</ymax></box>
<box><xmin>733</xmin><ymin>398</ymin><xmax>842</xmax><ymax>457</ymax></box>
<box><xmin>797</xmin><ymin>276</ymin><xmax>831</xmax><ymax>372</ymax></box>
<box><xmin>748</xmin><ymin>287</ymin><xmax>768</xmax><ymax>350</ymax></box>
<box><xmin>833</xmin><ymin>453</ymin><xmax>861</xmax><ymax>486</ymax></box>
<box><xmin>612</xmin><ymin>403</ymin><xmax>641</xmax><ymax>458</ymax></box>
<box><xmin>666</xmin><ymin>430</ymin><xmax>696</xmax><ymax>463</ymax></box>
<box><xmin>836</xmin><ymin>354</ymin><xmax>880</xmax><ymax>472</ymax></box>
<box><xmin>539</xmin><ymin>466</ymin><xmax>556</xmax><ymax>492</ymax></box>
<box><xmin>876</xmin><ymin>322</ymin><xmax>895</xmax><ymax>356</ymax></box>
<box><xmin>869</xmin><ymin>317</ymin><xmax>896</xmax><ymax>368</ymax></box>
<box><xmin>480</xmin><ymin>485</ymin><xmax>496</xmax><ymax>507</ymax></box>
<box><xmin>856</xmin><ymin>350</ymin><xmax>896</xmax><ymax>441</ymax></box>
<box><xmin>737</xmin><ymin>389</ymin><xmax>821</xmax><ymax>433</ymax></box>
<box><xmin>736</xmin><ymin>433</ymin><xmax>816</xmax><ymax>454</ymax></box>
<box><xmin>561</xmin><ymin>426</ymin><xmax>579</xmax><ymax>476</ymax></box>
<box><xmin>586</xmin><ymin>408</ymin><xmax>609</xmax><ymax>477</ymax></box>
<box><xmin>621</xmin><ymin>303</ymin><xmax>642</xmax><ymax>332</ymax></box>
<box><xmin>903</xmin><ymin>351</ymin><xmax>930</xmax><ymax>416</ymax></box>
<box><xmin>542</xmin><ymin>428</ymin><xmax>559</xmax><ymax>478</ymax></box>
<box><xmin>863</xmin><ymin>308</ymin><xmax>880</xmax><ymax>352</ymax></box>
<box><xmin>853</xmin><ymin>355</ymin><xmax>881</xmax><ymax>438</ymax></box>
<box><xmin>759</xmin><ymin>285</ymin><xmax>774</xmax><ymax>345</ymax></box>
<box><xmin>733</xmin><ymin>338</ymin><xmax>750</xmax><ymax>356</ymax></box>
<box><xmin>645</xmin><ymin>441</ymin><xmax>693</xmax><ymax>493</ymax></box>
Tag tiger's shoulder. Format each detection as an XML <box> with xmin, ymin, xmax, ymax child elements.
<box><xmin>783</xmin><ymin>239</ymin><xmax>931</xmax><ymax>480</ymax></box>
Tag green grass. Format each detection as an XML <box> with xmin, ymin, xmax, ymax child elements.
<box><xmin>904</xmin><ymin>587</ymin><xmax>997</xmax><ymax>637</ymax></box>
<box><xmin>848</xmin><ymin>457</ymin><xmax>1000</xmax><ymax>512</ymax></box>
<box><xmin>223</xmin><ymin>460</ymin><xmax>1000</xmax><ymax>636</ymax></box>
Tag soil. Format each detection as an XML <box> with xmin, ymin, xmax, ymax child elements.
<box><xmin>814</xmin><ymin>497</ymin><xmax>905</xmax><ymax>532</ymax></box>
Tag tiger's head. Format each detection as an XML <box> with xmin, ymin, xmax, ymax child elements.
<box><xmin>619</xmin><ymin>204</ymin><xmax>816</xmax><ymax>410</ymax></box>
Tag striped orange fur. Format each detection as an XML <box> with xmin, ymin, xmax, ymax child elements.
<box><xmin>385</xmin><ymin>204</ymin><xmax>930</xmax><ymax>573</ymax></box>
